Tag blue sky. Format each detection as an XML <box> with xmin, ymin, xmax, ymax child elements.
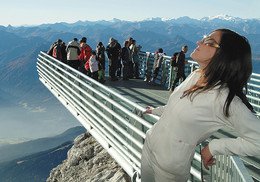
<box><xmin>1</xmin><ymin>0</ymin><xmax>260</xmax><ymax>26</ymax></box>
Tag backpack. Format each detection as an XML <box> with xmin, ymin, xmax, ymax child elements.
<box><xmin>47</xmin><ymin>43</ymin><xmax>56</xmax><ymax>56</ymax></box>
<box><xmin>171</xmin><ymin>52</ymin><xmax>179</xmax><ymax>67</ymax></box>
<box><xmin>52</xmin><ymin>45</ymin><xmax>62</xmax><ymax>60</ymax></box>
<box><xmin>52</xmin><ymin>45</ymin><xmax>58</xmax><ymax>58</ymax></box>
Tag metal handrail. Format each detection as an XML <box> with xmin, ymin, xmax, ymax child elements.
<box><xmin>37</xmin><ymin>51</ymin><xmax>157</xmax><ymax>181</ymax></box>
<box><xmin>37</xmin><ymin>51</ymin><xmax>257</xmax><ymax>182</ymax></box>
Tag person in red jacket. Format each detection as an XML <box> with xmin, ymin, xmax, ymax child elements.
<box><xmin>78</xmin><ymin>37</ymin><xmax>92</xmax><ymax>75</ymax></box>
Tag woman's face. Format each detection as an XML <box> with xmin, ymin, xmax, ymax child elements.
<box><xmin>190</xmin><ymin>30</ymin><xmax>222</xmax><ymax>69</ymax></box>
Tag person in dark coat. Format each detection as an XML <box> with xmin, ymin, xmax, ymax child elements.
<box><xmin>121</xmin><ymin>40</ymin><xmax>131</xmax><ymax>80</ymax></box>
<box><xmin>96</xmin><ymin>42</ymin><xmax>106</xmax><ymax>83</ymax></box>
<box><xmin>170</xmin><ymin>45</ymin><xmax>188</xmax><ymax>91</ymax></box>
<box><xmin>106</xmin><ymin>38</ymin><xmax>121</xmax><ymax>81</ymax></box>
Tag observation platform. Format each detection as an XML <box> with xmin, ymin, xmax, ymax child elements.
<box><xmin>105</xmin><ymin>78</ymin><xmax>169</xmax><ymax>108</ymax></box>
<box><xmin>37</xmin><ymin>51</ymin><xmax>260</xmax><ymax>182</ymax></box>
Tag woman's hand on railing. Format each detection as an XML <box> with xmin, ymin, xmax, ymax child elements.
<box><xmin>143</xmin><ymin>106</ymin><xmax>154</xmax><ymax>114</ymax></box>
<box><xmin>201</xmin><ymin>145</ymin><xmax>216</xmax><ymax>170</ymax></box>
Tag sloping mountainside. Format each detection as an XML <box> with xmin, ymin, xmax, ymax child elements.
<box><xmin>0</xmin><ymin>30</ymin><xmax>49</xmax><ymax>98</ymax></box>
<box><xmin>0</xmin><ymin>126</ymin><xmax>86</xmax><ymax>182</ymax></box>
<box><xmin>0</xmin><ymin>30</ymin><xmax>80</xmax><ymax>141</ymax></box>
<box><xmin>0</xmin><ymin>126</ymin><xmax>86</xmax><ymax>163</ymax></box>
<box><xmin>0</xmin><ymin>141</ymin><xmax>73</xmax><ymax>182</ymax></box>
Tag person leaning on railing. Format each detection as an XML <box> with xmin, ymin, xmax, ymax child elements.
<box><xmin>141</xmin><ymin>29</ymin><xmax>260</xmax><ymax>182</ymax></box>
<box><xmin>150</xmin><ymin>48</ymin><xmax>164</xmax><ymax>83</ymax></box>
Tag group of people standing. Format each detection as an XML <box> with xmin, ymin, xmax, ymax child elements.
<box><xmin>47</xmin><ymin>37</ymin><xmax>105</xmax><ymax>83</ymax></box>
<box><xmin>47</xmin><ymin>36</ymin><xmax>186</xmax><ymax>88</ymax></box>
<box><xmin>47</xmin><ymin>36</ymin><xmax>141</xmax><ymax>83</ymax></box>
<box><xmin>106</xmin><ymin>37</ymin><xmax>141</xmax><ymax>81</ymax></box>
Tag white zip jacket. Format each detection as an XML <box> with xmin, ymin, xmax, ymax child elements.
<box><xmin>143</xmin><ymin>70</ymin><xmax>260</xmax><ymax>181</ymax></box>
<box><xmin>66</xmin><ymin>40</ymin><xmax>80</xmax><ymax>61</ymax></box>
<box><xmin>89</xmin><ymin>55</ymin><xmax>99</xmax><ymax>73</ymax></box>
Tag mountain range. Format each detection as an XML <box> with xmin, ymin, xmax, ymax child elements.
<box><xmin>1</xmin><ymin>15</ymin><xmax>260</xmax><ymax>57</ymax></box>
<box><xmin>0</xmin><ymin>126</ymin><xmax>85</xmax><ymax>163</ymax></box>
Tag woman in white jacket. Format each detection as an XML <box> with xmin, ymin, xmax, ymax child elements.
<box><xmin>141</xmin><ymin>29</ymin><xmax>260</xmax><ymax>182</ymax></box>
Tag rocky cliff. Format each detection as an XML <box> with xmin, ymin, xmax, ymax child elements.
<box><xmin>47</xmin><ymin>132</ymin><xmax>131</xmax><ymax>182</ymax></box>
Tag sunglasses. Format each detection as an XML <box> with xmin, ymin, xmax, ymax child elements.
<box><xmin>200</xmin><ymin>35</ymin><xmax>220</xmax><ymax>48</ymax></box>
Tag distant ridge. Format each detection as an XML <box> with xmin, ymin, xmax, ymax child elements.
<box><xmin>2</xmin><ymin>15</ymin><xmax>259</xmax><ymax>27</ymax></box>
<box><xmin>0</xmin><ymin>141</ymin><xmax>73</xmax><ymax>182</ymax></box>
<box><xmin>0</xmin><ymin>126</ymin><xmax>86</xmax><ymax>163</ymax></box>
<box><xmin>1</xmin><ymin>15</ymin><xmax>259</xmax><ymax>56</ymax></box>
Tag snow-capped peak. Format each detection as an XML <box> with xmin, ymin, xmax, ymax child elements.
<box><xmin>201</xmin><ymin>14</ymin><xmax>243</xmax><ymax>22</ymax></box>
<box><xmin>144</xmin><ymin>17</ymin><xmax>163</xmax><ymax>21</ymax></box>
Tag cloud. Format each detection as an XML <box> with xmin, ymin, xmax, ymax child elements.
<box><xmin>19</xmin><ymin>101</ymin><xmax>46</xmax><ymax>113</ymax></box>
<box><xmin>31</xmin><ymin>106</ymin><xmax>46</xmax><ymax>113</ymax></box>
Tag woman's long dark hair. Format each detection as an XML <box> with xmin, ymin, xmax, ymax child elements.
<box><xmin>184</xmin><ymin>29</ymin><xmax>254</xmax><ymax>117</ymax></box>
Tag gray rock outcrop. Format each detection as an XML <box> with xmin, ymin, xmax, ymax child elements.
<box><xmin>47</xmin><ymin>132</ymin><xmax>131</xmax><ymax>182</ymax></box>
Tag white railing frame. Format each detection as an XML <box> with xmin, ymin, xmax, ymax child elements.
<box><xmin>37</xmin><ymin>51</ymin><xmax>257</xmax><ymax>182</ymax></box>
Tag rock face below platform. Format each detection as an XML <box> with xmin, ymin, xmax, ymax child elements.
<box><xmin>47</xmin><ymin>132</ymin><xmax>131</xmax><ymax>182</ymax></box>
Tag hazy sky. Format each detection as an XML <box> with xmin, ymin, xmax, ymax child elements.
<box><xmin>1</xmin><ymin>0</ymin><xmax>260</xmax><ymax>26</ymax></box>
